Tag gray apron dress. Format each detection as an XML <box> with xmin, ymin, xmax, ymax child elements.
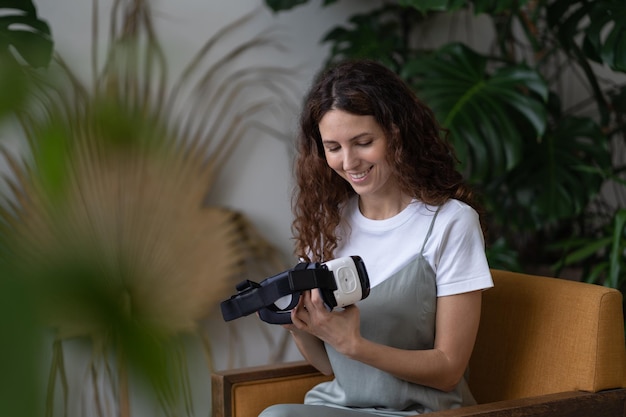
<box><xmin>259</xmin><ymin>209</ymin><xmax>476</xmax><ymax>417</ymax></box>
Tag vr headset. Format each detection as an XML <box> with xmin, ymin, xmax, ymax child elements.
<box><xmin>220</xmin><ymin>256</ymin><xmax>370</xmax><ymax>324</ymax></box>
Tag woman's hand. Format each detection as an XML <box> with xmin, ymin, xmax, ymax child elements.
<box><xmin>290</xmin><ymin>289</ymin><xmax>362</xmax><ymax>357</ymax></box>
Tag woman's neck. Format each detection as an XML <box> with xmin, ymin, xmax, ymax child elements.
<box><xmin>358</xmin><ymin>193</ymin><xmax>413</xmax><ymax>220</ymax></box>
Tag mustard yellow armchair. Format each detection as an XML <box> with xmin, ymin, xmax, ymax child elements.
<box><xmin>211</xmin><ymin>270</ymin><xmax>626</xmax><ymax>417</ymax></box>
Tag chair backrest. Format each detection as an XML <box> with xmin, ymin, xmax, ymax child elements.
<box><xmin>469</xmin><ymin>269</ymin><xmax>626</xmax><ymax>404</ymax></box>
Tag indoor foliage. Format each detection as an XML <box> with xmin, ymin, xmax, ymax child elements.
<box><xmin>265</xmin><ymin>0</ymin><xmax>626</xmax><ymax>299</ymax></box>
<box><xmin>0</xmin><ymin>1</ymin><xmax>53</xmax><ymax>416</ymax></box>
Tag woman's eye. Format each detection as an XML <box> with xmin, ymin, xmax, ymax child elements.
<box><xmin>357</xmin><ymin>141</ymin><xmax>372</xmax><ymax>147</ymax></box>
<box><xmin>325</xmin><ymin>146</ymin><xmax>340</xmax><ymax>153</ymax></box>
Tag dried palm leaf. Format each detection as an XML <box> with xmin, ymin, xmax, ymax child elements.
<box><xmin>0</xmin><ymin>1</ymin><xmax>296</xmax><ymax>416</ymax></box>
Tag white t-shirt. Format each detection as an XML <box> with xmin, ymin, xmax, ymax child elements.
<box><xmin>334</xmin><ymin>197</ymin><xmax>493</xmax><ymax>296</ymax></box>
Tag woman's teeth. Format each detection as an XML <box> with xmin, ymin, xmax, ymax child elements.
<box><xmin>350</xmin><ymin>167</ymin><xmax>371</xmax><ymax>180</ymax></box>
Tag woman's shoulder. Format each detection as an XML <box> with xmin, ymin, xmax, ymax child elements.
<box><xmin>436</xmin><ymin>199</ymin><xmax>479</xmax><ymax>224</ymax></box>
<box><xmin>415</xmin><ymin>199</ymin><xmax>484</xmax><ymax>249</ymax></box>
<box><xmin>411</xmin><ymin>199</ymin><xmax>479</xmax><ymax>225</ymax></box>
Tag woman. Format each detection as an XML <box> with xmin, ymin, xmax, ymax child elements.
<box><xmin>260</xmin><ymin>60</ymin><xmax>493</xmax><ymax>417</ymax></box>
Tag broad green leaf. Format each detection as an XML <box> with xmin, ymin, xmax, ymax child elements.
<box><xmin>503</xmin><ymin>116</ymin><xmax>609</xmax><ymax>226</ymax></box>
<box><xmin>558</xmin><ymin>237</ymin><xmax>612</xmax><ymax>266</ymax></box>
<box><xmin>585</xmin><ymin>263</ymin><xmax>609</xmax><ymax>285</ymax></box>
<box><xmin>0</xmin><ymin>58</ymin><xmax>29</xmax><ymax>117</ymax></box>
<box><xmin>485</xmin><ymin>237</ymin><xmax>523</xmax><ymax>272</ymax></box>
<box><xmin>585</xmin><ymin>1</ymin><xmax>626</xmax><ymax>72</ymax></box>
<box><xmin>0</xmin><ymin>274</ymin><xmax>41</xmax><ymax>417</ymax></box>
<box><xmin>32</xmin><ymin>121</ymin><xmax>71</xmax><ymax>203</ymax></box>
<box><xmin>0</xmin><ymin>0</ymin><xmax>53</xmax><ymax>68</ymax></box>
<box><xmin>548</xmin><ymin>0</ymin><xmax>626</xmax><ymax>73</ymax></box>
<box><xmin>321</xmin><ymin>6</ymin><xmax>407</xmax><ymax>69</ymax></box>
<box><xmin>551</xmin><ymin>209</ymin><xmax>626</xmax><ymax>289</ymax></box>
<box><xmin>264</xmin><ymin>0</ymin><xmax>309</xmax><ymax>12</ymax></box>
<box><xmin>402</xmin><ymin>43</ymin><xmax>548</xmax><ymax>182</ymax></box>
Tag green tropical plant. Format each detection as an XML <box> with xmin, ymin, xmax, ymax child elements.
<box><xmin>0</xmin><ymin>0</ymin><xmax>53</xmax><ymax>117</ymax></box>
<box><xmin>551</xmin><ymin>209</ymin><xmax>626</xmax><ymax>288</ymax></box>
<box><xmin>0</xmin><ymin>0</ymin><xmax>52</xmax><ymax>65</ymax></box>
<box><xmin>264</xmin><ymin>0</ymin><xmax>626</xmax><ymax>297</ymax></box>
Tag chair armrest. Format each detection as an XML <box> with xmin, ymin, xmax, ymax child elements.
<box><xmin>211</xmin><ymin>361</ymin><xmax>332</xmax><ymax>417</ymax></box>
<box><xmin>211</xmin><ymin>361</ymin><xmax>626</xmax><ymax>417</ymax></box>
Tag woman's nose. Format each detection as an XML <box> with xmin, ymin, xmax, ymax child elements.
<box><xmin>342</xmin><ymin>148</ymin><xmax>358</xmax><ymax>170</ymax></box>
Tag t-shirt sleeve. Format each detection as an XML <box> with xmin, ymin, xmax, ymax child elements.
<box><xmin>432</xmin><ymin>204</ymin><xmax>494</xmax><ymax>296</ymax></box>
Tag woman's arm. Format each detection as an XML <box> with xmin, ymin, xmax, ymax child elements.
<box><xmin>294</xmin><ymin>289</ymin><xmax>482</xmax><ymax>392</ymax></box>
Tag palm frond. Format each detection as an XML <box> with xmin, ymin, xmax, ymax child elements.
<box><xmin>1</xmin><ymin>1</ymin><xmax>295</xmax><ymax>416</ymax></box>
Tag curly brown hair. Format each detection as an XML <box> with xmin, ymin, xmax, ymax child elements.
<box><xmin>292</xmin><ymin>59</ymin><xmax>481</xmax><ymax>262</ymax></box>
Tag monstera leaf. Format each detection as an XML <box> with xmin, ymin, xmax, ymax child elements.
<box><xmin>0</xmin><ymin>0</ymin><xmax>53</xmax><ymax>67</ymax></box>
<box><xmin>0</xmin><ymin>0</ymin><xmax>53</xmax><ymax>118</ymax></box>
<box><xmin>322</xmin><ymin>5</ymin><xmax>407</xmax><ymax>70</ymax></box>
<box><xmin>584</xmin><ymin>1</ymin><xmax>626</xmax><ymax>72</ymax></box>
<box><xmin>265</xmin><ymin>0</ymin><xmax>337</xmax><ymax>12</ymax></box>
<box><xmin>402</xmin><ymin>43</ymin><xmax>548</xmax><ymax>182</ymax></box>
<box><xmin>265</xmin><ymin>0</ymin><xmax>308</xmax><ymax>12</ymax></box>
<box><xmin>548</xmin><ymin>0</ymin><xmax>626</xmax><ymax>73</ymax></box>
<box><xmin>546</xmin><ymin>0</ymin><xmax>626</xmax><ymax>126</ymax></box>
<box><xmin>498</xmin><ymin>116</ymin><xmax>610</xmax><ymax>228</ymax></box>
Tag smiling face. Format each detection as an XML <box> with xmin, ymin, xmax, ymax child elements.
<box><xmin>319</xmin><ymin>109</ymin><xmax>407</xmax><ymax>217</ymax></box>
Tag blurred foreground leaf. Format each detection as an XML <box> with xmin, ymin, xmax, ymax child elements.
<box><xmin>0</xmin><ymin>1</ymin><xmax>293</xmax><ymax>416</ymax></box>
<box><xmin>0</xmin><ymin>273</ymin><xmax>42</xmax><ymax>417</ymax></box>
<box><xmin>0</xmin><ymin>0</ymin><xmax>53</xmax><ymax>66</ymax></box>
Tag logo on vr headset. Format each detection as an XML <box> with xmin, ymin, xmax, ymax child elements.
<box><xmin>220</xmin><ymin>256</ymin><xmax>370</xmax><ymax>324</ymax></box>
